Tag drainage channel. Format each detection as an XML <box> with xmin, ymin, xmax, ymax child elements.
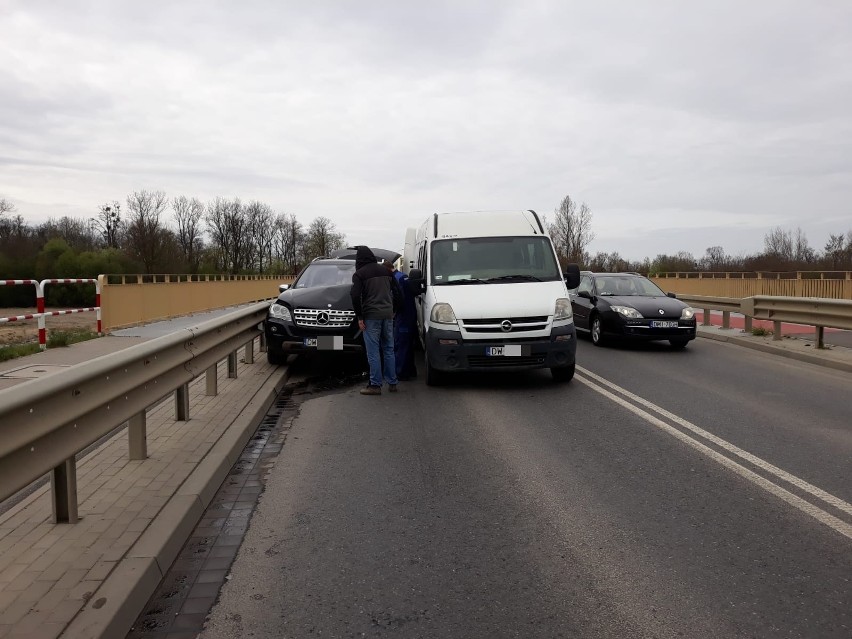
<box><xmin>126</xmin><ymin>359</ymin><xmax>367</xmax><ymax>638</ymax></box>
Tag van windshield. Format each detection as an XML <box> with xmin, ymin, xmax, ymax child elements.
<box><xmin>430</xmin><ymin>237</ymin><xmax>562</xmax><ymax>285</ymax></box>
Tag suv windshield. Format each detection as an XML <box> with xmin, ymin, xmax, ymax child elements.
<box><xmin>430</xmin><ymin>237</ymin><xmax>561</xmax><ymax>285</ymax></box>
<box><xmin>294</xmin><ymin>262</ymin><xmax>356</xmax><ymax>288</ymax></box>
<box><xmin>594</xmin><ymin>275</ymin><xmax>665</xmax><ymax>296</ymax></box>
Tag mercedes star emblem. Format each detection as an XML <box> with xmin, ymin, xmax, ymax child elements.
<box><xmin>317</xmin><ymin>311</ymin><xmax>330</xmax><ymax>325</ymax></box>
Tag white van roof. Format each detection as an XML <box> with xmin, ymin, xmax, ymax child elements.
<box><xmin>433</xmin><ymin>210</ymin><xmax>545</xmax><ymax>238</ymax></box>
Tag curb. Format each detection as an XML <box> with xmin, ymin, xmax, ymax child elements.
<box><xmin>61</xmin><ymin>365</ymin><xmax>291</xmax><ymax>639</ymax></box>
<box><xmin>697</xmin><ymin>330</ymin><xmax>852</xmax><ymax>374</ymax></box>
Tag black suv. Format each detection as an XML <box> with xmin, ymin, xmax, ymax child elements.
<box><xmin>264</xmin><ymin>248</ymin><xmax>400</xmax><ymax>365</ymax></box>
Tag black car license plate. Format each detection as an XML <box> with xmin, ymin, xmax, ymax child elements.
<box><xmin>303</xmin><ymin>336</ymin><xmax>343</xmax><ymax>350</ymax></box>
<box><xmin>650</xmin><ymin>321</ymin><xmax>679</xmax><ymax>328</ymax></box>
<box><xmin>485</xmin><ymin>345</ymin><xmax>531</xmax><ymax>356</ymax></box>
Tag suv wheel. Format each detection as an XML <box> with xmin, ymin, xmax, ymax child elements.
<box><xmin>267</xmin><ymin>349</ymin><xmax>287</xmax><ymax>366</ymax></box>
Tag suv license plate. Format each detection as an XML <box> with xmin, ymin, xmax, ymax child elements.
<box><xmin>485</xmin><ymin>345</ymin><xmax>529</xmax><ymax>357</ymax></box>
<box><xmin>650</xmin><ymin>321</ymin><xmax>679</xmax><ymax>328</ymax></box>
<box><xmin>303</xmin><ymin>336</ymin><xmax>343</xmax><ymax>350</ymax></box>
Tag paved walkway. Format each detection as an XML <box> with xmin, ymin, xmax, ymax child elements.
<box><xmin>0</xmin><ymin>316</ymin><xmax>850</xmax><ymax>638</ymax></box>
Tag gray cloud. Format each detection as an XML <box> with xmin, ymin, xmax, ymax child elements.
<box><xmin>1</xmin><ymin>0</ymin><xmax>851</xmax><ymax>261</ymax></box>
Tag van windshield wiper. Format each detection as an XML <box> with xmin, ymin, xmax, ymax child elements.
<box><xmin>442</xmin><ymin>278</ymin><xmax>487</xmax><ymax>285</ymax></box>
<box><xmin>486</xmin><ymin>274</ymin><xmax>543</xmax><ymax>282</ymax></box>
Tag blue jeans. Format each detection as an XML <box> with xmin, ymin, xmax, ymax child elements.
<box><xmin>363</xmin><ymin>318</ymin><xmax>398</xmax><ymax>387</ymax></box>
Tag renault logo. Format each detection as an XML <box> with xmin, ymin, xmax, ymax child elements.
<box><xmin>317</xmin><ymin>311</ymin><xmax>330</xmax><ymax>325</ymax></box>
<box><xmin>501</xmin><ymin>320</ymin><xmax>513</xmax><ymax>332</ymax></box>
<box><xmin>658</xmin><ymin>309</ymin><xmax>665</xmax><ymax>315</ymax></box>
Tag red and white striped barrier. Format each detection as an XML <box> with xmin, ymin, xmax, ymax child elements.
<box><xmin>1</xmin><ymin>278</ymin><xmax>101</xmax><ymax>350</ymax></box>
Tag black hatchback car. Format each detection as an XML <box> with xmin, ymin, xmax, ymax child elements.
<box><xmin>570</xmin><ymin>272</ymin><xmax>696</xmax><ymax>348</ymax></box>
<box><xmin>264</xmin><ymin>248</ymin><xmax>400</xmax><ymax>365</ymax></box>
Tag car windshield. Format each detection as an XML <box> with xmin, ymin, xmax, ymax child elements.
<box><xmin>595</xmin><ymin>275</ymin><xmax>666</xmax><ymax>296</ymax></box>
<box><xmin>430</xmin><ymin>237</ymin><xmax>561</xmax><ymax>285</ymax></box>
<box><xmin>294</xmin><ymin>263</ymin><xmax>356</xmax><ymax>288</ymax></box>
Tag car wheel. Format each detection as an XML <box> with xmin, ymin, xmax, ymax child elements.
<box><xmin>591</xmin><ymin>315</ymin><xmax>606</xmax><ymax>347</ymax></box>
<box><xmin>266</xmin><ymin>349</ymin><xmax>287</xmax><ymax>365</ymax></box>
<box><xmin>424</xmin><ymin>350</ymin><xmax>445</xmax><ymax>386</ymax></box>
<box><xmin>550</xmin><ymin>362</ymin><xmax>575</xmax><ymax>383</ymax></box>
<box><xmin>669</xmin><ymin>339</ymin><xmax>689</xmax><ymax>350</ymax></box>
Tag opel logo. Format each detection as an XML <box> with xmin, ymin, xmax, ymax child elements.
<box><xmin>658</xmin><ymin>309</ymin><xmax>665</xmax><ymax>315</ymax></box>
<box><xmin>501</xmin><ymin>320</ymin><xmax>513</xmax><ymax>332</ymax></box>
<box><xmin>317</xmin><ymin>311</ymin><xmax>330</xmax><ymax>325</ymax></box>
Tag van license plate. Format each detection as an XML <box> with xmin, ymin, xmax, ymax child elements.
<box><xmin>485</xmin><ymin>345</ymin><xmax>528</xmax><ymax>356</ymax></box>
<box><xmin>650</xmin><ymin>321</ymin><xmax>679</xmax><ymax>328</ymax></box>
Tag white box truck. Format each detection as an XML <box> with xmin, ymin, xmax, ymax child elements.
<box><xmin>405</xmin><ymin>210</ymin><xmax>581</xmax><ymax>385</ymax></box>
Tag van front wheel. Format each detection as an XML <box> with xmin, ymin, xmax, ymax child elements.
<box><xmin>551</xmin><ymin>362</ymin><xmax>575</xmax><ymax>383</ymax></box>
<box><xmin>425</xmin><ymin>350</ymin><xmax>445</xmax><ymax>386</ymax></box>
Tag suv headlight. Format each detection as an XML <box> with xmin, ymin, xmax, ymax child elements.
<box><xmin>430</xmin><ymin>303</ymin><xmax>457</xmax><ymax>325</ymax></box>
<box><xmin>610</xmin><ymin>305</ymin><xmax>643</xmax><ymax>319</ymax></box>
<box><xmin>681</xmin><ymin>307</ymin><xmax>695</xmax><ymax>320</ymax></box>
<box><xmin>554</xmin><ymin>297</ymin><xmax>573</xmax><ymax>321</ymax></box>
<box><xmin>269</xmin><ymin>303</ymin><xmax>292</xmax><ymax>322</ymax></box>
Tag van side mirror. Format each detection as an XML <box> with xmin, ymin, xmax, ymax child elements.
<box><xmin>407</xmin><ymin>268</ymin><xmax>425</xmax><ymax>293</ymax></box>
<box><xmin>563</xmin><ymin>263</ymin><xmax>581</xmax><ymax>289</ymax></box>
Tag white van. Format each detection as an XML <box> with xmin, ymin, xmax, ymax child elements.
<box><xmin>406</xmin><ymin>210</ymin><xmax>581</xmax><ymax>385</ymax></box>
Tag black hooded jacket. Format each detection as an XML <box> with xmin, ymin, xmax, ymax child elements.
<box><xmin>350</xmin><ymin>246</ymin><xmax>402</xmax><ymax>320</ymax></box>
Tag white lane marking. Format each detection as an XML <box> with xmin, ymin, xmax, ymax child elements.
<box><xmin>574</xmin><ymin>373</ymin><xmax>852</xmax><ymax>542</ymax></box>
<box><xmin>577</xmin><ymin>366</ymin><xmax>852</xmax><ymax>519</ymax></box>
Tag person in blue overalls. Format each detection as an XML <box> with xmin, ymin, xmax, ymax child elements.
<box><xmin>385</xmin><ymin>260</ymin><xmax>418</xmax><ymax>380</ymax></box>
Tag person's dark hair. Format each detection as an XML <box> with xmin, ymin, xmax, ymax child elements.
<box><xmin>382</xmin><ymin>259</ymin><xmax>394</xmax><ymax>272</ymax></box>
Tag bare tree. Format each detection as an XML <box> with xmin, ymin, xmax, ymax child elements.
<box><xmin>763</xmin><ymin>226</ymin><xmax>793</xmax><ymax>261</ymax></box>
<box><xmin>702</xmin><ymin>246</ymin><xmax>728</xmax><ymax>271</ymax></box>
<box><xmin>94</xmin><ymin>201</ymin><xmax>123</xmax><ymax>248</ymax></box>
<box><xmin>243</xmin><ymin>201</ymin><xmax>275</xmax><ymax>273</ymax></box>
<box><xmin>824</xmin><ymin>234</ymin><xmax>845</xmax><ymax>269</ymax></box>
<box><xmin>125</xmin><ymin>190</ymin><xmax>169</xmax><ymax>273</ymax></box>
<box><xmin>38</xmin><ymin>216</ymin><xmax>99</xmax><ymax>252</ymax></box>
<box><xmin>172</xmin><ymin>196</ymin><xmax>205</xmax><ymax>271</ymax></box>
<box><xmin>548</xmin><ymin>195</ymin><xmax>595</xmax><ymax>264</ymax></box>
<box><xmin>0</xmin><ymin>196</ymin><xmax>16</xmax><ymax>217</ymax></box>
<box><xmin>205</xmin><ymin>197</ymin><xmax>248</xmax><ymax>274</ymax></box>
<box><xmin>273</xmin><ymin>212</ymin><xmax>303</xmax><ymax>274</ymax></box>
<box><xmin>303</xmin><ymin>216</ymin><xmax>345</xmax><ymax>261</ymax></box>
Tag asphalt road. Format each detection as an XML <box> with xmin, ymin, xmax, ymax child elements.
<box><xmin>200</xmin><ymin>339</ymin><xmax>852</xmax><ymax>639</ymax></box>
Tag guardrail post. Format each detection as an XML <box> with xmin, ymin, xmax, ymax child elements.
<box><xmin>259</xmin><ymin>331</ymin><xmax>267</xmax><ymax>352</ymax></box>
<box><xmin>175</xmin><ymin>383</ymin><xmax>190</xmax><ymax>420</ymax></box>
<box><xmin>129</xmin><ymin>412</ymin><xmax>148</xmax><ymax>460</ymax></box>
<box><xmin>773</xmin><ymin>320</ymin><xmax>782</xmax><ymax>340</ymax></box>
<box><xmin>816</xmin><ymin>326</ymin><xmax>825</xmax><ymax>349</ymax></box>
<box><xmin>206</xmin><ymin>364</ymin><xmax>218</xmax><ymax>396</ymax></box>
<box><xmin>51</xmin><ymin>458</ymin><xmax>78</xmax><ymax>524</ymax></box>
<box><xmin>722</xmin><ymin>311</ymin><xmax>730</xmax><ymax>329</ymax></box>
<box><xmin>245</xmin><ymin>338</ymin><xmax>255</xmax><ymax>364</ymax></box>
<box><xmin>228</xmin><ymin>351</ymin><xmax>238</xmax><ymax>378</ymax></box>
<box><xmin>702</xmin><ymin>308</ymin><xmax>711</xmax><ymax>326</ymax></box>
<box><xmin>744</xmin><ymin>316</ymin><xmax>752</xmax><ymax>332</ymax></box>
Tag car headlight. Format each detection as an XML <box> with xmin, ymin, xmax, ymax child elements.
<box><xmin>430</xmin><ymin>302</ymin><xmax>458</xmax><ymax>325</ymax></box>
<box><xmin>554</xmin><ymin>297</ymin><xmax>573</xmax><ymax>321</ymax></box>
<box><xmin>681</xmin><ymin>307</ymin><xmax>695</xmax><ymax>320</ymax></box>
<box><xmin>269</xmin><ymin>303</ymin><xmax>292</xmax><ymax>322</ymax></box>
<box><xmin>610</xmin><ymin>305</ymin><xmax>643</xmax><ymax>319</ymax></box>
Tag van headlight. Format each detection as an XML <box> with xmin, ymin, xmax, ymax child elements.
<box><xmin>554</xmin><ymin>298</ymin><xmax>573</xmax><ymax>321</ymax></box>
<box><xmin>681</xmin><ymin>307</ymin><xmax>695</xmax><ymax>320</ymax></box>
<box><xmin>430</xmin><ymin>303</ymin><xmax>457</xmax><ymax>325</ymax></box>
<box><xmin>269</xmin><ymin>303</ymin><xmax>292</xmax><ymax>322</ymax></box>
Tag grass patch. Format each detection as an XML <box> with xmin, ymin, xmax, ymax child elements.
<box><xmin>47</xmin><ymin>329</ymin><xmax>99</xmax><ymax>348</ymax></box>
<box><xmin>0</xmin><ymin>343</ymin><xmax>41</xmax><ymax>361</ymax></box>
<box><xmin>0</xmin><ymin>330</ymin><xmax>99</xmax><ymax>362</ymax></box>
<box><xmin>750</xmin><ymin>326</ymin><xmax>773</xmax><ymax>337</ymax></box>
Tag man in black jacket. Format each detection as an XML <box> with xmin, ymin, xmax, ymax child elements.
<box><xmin>350</xmin><ymin>246</ymin><xmax>402</xmax><ymax>395</ymax></box>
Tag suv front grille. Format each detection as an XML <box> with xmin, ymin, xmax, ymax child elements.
<box><xmin>294</xmin><ymin>308</ymin><xmax>355</xmax><ymax>328</ymax></box>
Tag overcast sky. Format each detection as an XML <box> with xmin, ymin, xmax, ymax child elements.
<box><xmin>2</xmin><ymin>0</ymin><xmax>851</xmax><ymax>261</ymax></box>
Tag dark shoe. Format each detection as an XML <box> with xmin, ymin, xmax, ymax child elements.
<box><xmin>360</xmin><ymin>385</ymin><xmax>381</xmax><ymax>395</ymax></box>
<box><xmin>388</xmin><ymin>384</ymin><xmax>398</xmax><ymax>392</ymax></box>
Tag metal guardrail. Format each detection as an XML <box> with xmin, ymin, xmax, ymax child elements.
<box><xmin>678</xmin><ymin>294</ymin><xmax>852</xmax><ymax>348</ymax></box>
<box><xmin>0</xmin><ymin>301</ymin><xmax>271</xmax><ymax>523</ymax></box>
